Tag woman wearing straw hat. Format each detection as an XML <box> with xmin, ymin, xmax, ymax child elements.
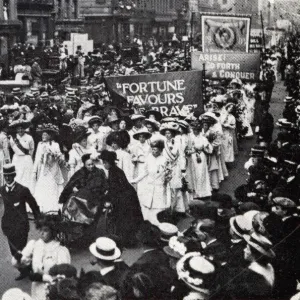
<box><xmin>32</xmin><ymin>123</ymin><xmax>66</xmax><ymax>212</ymax></box>
<box><xmin>9</xmin><ymin>119</ymin><xmax>35</xmax><ymax>192</ymax></box>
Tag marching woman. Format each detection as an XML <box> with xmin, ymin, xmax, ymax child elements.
<box><xmin>12</xmin><ymin>214</ymin><xmax>71</xmax><ymax>300</ymax></box>
<box><xmin>68</xmin><ymin>125</ymin><xmax>98</xmax><ymax>178</ymax></box>
<box><xmin>186</xmin><ymin>119</ymin><xmax>212</xmax><ymax>199</ymax></box>
<box><xmin>9</xmin><ymin>119</ymin><xmax>34</xmax><ymax>192</ymax></box>
<box><xmin>131</xmin><ymin>139</ymin><xmax>171</xmax><ymax>226</ymax></box>
<box><xmin>99</xmin><ymin>150</ymin><xmax>143</xmax><ymax>247</ymax></box>
<box><xmin>0</xmin><ymin>120</ymin><xmax>10</xmax><ymax>186</ymax></box>
<box><xmin>32</xmin><ymin>123</ymin><xmax>65</xmax><ymax>213</ymax></box>
<box><xmin>201</xmin><ymin>112</ymin><xmax>227</xmax><ymax>191</ymax></box>
<box><xmin>221</xmin><ymin>103</ymin><xmax>236</xmax><ymax>164</ymax></box>
<box><xmin>131</xmin><ymin>128</ymin><xmax>152</xmax><ymax>192</ymax></box>
<box><xmin>160</xmin><ymin>122</ymin><xmax>187</xmax><ymax>214</ymax></box>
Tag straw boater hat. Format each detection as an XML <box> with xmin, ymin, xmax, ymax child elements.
<box><xmin>12</xmin><ymin>87</ymin><xmax>22</xmax><ymax>95</ymax></box>
<box><xmin>36</xmin><ymin>123</ymin><xmax>59</xmax><ymax>136</ymax></box>
<box><xmin>9</xmin><ymin>119</ymin><xmax>31</xmax><ymax>130</ymax></box>
<box><xmin>133</xmin><ymin>128</ymin><xmax>152</xmax><ymax>140</ymax></box>
<box><xmin>244</xmin><ymin>232</ymin><xmax>275</xmax><ymax>258</ymax></box>
<box><xmin>3</xmin><ymin>163</ymin><xmax>16</xmax><ymax>175</ymax></box>
<box><xmin>176</xmin><ymin>252</ymin><xmax>216</xmax><ymax>294</ymax></box>
<box><xmin>160</xmin><ymin>122</ymin><xmax>181</xmax><ymax>135</ymax></box>
<box><xmin>229</xmin><ymin>215</ymin><xmax>249</xmax><ymax>238</ymax></box>
<box><xmin>88</xmin><ymin>116</ymin><xmax>103</xmax><ymax>127</ymax></box>
<box><xmin>89</xmin><ymin>237</ymin><xmax>121</xmax><ymax>261</ymax></box>
<box><xmin>284</xmin><ymin>96</ymin><xmax>294</xmax><ymax>103</ymax></box>
<box><xmin>159</xmin><ymin>223</ymin><xmax>178</xmax><ymax>242</ymax></box>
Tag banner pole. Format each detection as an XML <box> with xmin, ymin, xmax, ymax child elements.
<box><xmin>202</xmin><ymin>63</ymin><xmax>206</xmax><ymax>103</ymax></box>
<box><xmin>260</xmin><ymin>11</ymin><xmax>266</xmax><ymax>51</ymax></box>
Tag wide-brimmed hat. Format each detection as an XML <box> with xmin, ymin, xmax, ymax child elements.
<box><xmin>190</xmin><ymin>119</ymin><xmax>202</xmax><ymax>129</ymax></box>
<box><xmin>250</xmin><ymin>146</ymin><xmax>265</xmax><ymax>157</ymax></box>
<box><xmin>9</xmin><ymin>119</ymin><xmax>31</xmax><ymax>130</ymax></box>
<box><xmin>244</xmin><ymin>232</ymin><xmax>275</xmax><ymax>258</ymax></box>
<box><xmin>161</xmin><ymin>117</ymin><xmax>177</xmax><ymax>124</ymax></box>
<box><xmin>276</xmin><ymin>118</ymin><xmax>294</xmax><ymax>129</ymax></box>
<box><xmin>81</xmin><ymin>102</ymin><xmax>95</xmax><ymax>113</ymax></box>
<box><xmin>88</xmin><ymin>116</ymin><xmax>103</xmax><ymax>127</ymax></box>
<box><xmin>230</xmin><ymin>78</ymin><xmax>243</xmax><ymax>87</ymax></box>
<box><xmin>133</xmin><ymin>128</ymin><xmax>152</xmax><ymax>140</ymax></box>
<box><xmin>3</xmin><ymin>163</ymin><xmax>16</xmax><ymax>175</ymax></box>
<box><xmin>176</xmin><ymin>120</ymin><xmax>189</xmax><ymax>130</ymax></box>
<box><xmin>144</xmin><ymin>118</ymin><xmax>160</xmax><ymax>131</ymax></box>
<box><xmin>89</xmin><ymin>237</ymin><xmax>121</xmax><ymax>261</ymax></box>
<box><xmin>12</xmin><ymin>87</ymin><xmax>22</xmax><ymax>95</ymax></box>
<box><xmin>130</xmin><ymin>114</ymin><xmax>145</xmax><ymax>122</ymax></box>
<box><xmin>2</xmin><ymin>288</ymin><xmax>32</xmax><ymax>300</ymax></box>
<box><xmin>73</xmin><ymin>126</ymin><xmax>91</xmax><ymax>143</ymax></box>
<box><xmin>144</xmin><ymin>109</ymin><xmax>162</xmax><ymax>121</ymax></box>
<box><xmin>160</xmin><ymin>122</ymin><xmax>181</xmax><ymax>135</ymax></box>
<box><xmin>36</xmin><ymin>123</ymin><xmax>59</xmax><ymax>136</ymax></box>
<box><xmin>159</xmin><ymin>222</ymin><xmax>178</xmax><ymax>242</ymax></box>
<box><xmin>176</xmin><ymin>252</ymin><xmax>216</xmax><ymax>294</ymax></box>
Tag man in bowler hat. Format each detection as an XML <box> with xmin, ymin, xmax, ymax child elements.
<box><xmin>0</xmin><ymin>163</ymin><xmax>40</xmax><ymax>280</ymax></box>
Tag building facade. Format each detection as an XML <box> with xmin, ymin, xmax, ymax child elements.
<box><xmin>0</xmin><ymin>0</ymin><xmax>21</xmax><ymax>59</ymax></box>
<box><xmin>17</xmin><ymin>0</ymin><xmax>55</xmax><ymax>45</ymax></box>
<box><xmin>54</xmin><ymin>0</ymin><xmax>84</xmax><ymax>41</ymax></box>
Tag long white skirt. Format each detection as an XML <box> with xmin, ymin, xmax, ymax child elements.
<box><xmin>34</xmin><ymin>172</ymin><xmax>63</xmax><ymax>213</ymax></box>
<box><xmin>12</xmin><ymin>154</ymin><xmax>34</xmax><ymax>193</ymax></box>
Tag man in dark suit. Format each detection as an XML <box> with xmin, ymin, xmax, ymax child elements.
<box><xmin>89</xmin><ymin>237</ymin><xmax>129</xmax><ymax>290</ymax></box>
<box><xmin>0</xmin><ymin>164</ymin><xmax>40</xmax><ymax>280</ymax></box>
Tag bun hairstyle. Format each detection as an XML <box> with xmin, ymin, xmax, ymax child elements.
<box><xmin>81</xmin><ymin>153</ymin><xmax>92</xmax><ymax>164</ymax></box>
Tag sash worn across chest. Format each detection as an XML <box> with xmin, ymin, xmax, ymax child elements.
<box><xmin>13</xmin><ymin>136</ymin><xmax>30</xmax><ymax>155</ymax></box>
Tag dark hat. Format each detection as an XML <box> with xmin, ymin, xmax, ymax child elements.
<box><xmin>144</xmin><ymin>118</ymin><xmax>160</xmax><ymax>131</ymax></box>
<box><xmin>3</xmin><ymin>163</ymin><xmax>16</xmax><ymax>175</ymax></box>
<box><xmin>150</xmin><ymin>139</ymin><xmax>165</xmax><ymax>150</ymax></box>
<box><xmin>99</xmin><ymin>150</ymin><xmax>117</xmax><ymax>164</ymax></box>
<box><xmin>250</xmin><ymin>146</ymin><xmax>265</xmax><ymax>157</ymax></box>
<box><xmin>81</xmin><ymin>153</ymin><xmax>91</xmax><ymax>164</ymax></box>
<box><xmin>144</xmin><ymin>109</ymin><xmax>163</xmax><ymax>121</ymax></box>
<box><xmin>73</xmin><ymin>126</ymin><xmax>91</xmax><ymax>143</ymax></box>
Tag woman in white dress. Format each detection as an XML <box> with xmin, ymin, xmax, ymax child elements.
<box><xmin>131</xmin><ymin>128</ymin><xmax>152</xmax><ymax>192</ymax></box>
<box><xmin>186</xmin><ymin>120</ymin><xmax>212</xmax><ymax>199</ymax></box>
<box><xmin>9</xmin><ymin>120</ymin><xmax>34</xmax><ymax>192</ymax></box>
<box><xmin>132</xmin><ymin>139</ymin><xmax>171</xmax><ymax>226</ymax></box>
<box><xmin>32</xmin><ymin>124</ymin><xmax>65</xmax><ymax>212</ymax></box>
<box><xmin>68</xmin><ymin>126</ymin><xmax>98</xmax><ymax>178</ymax></box>
<box><xmin>160</xmin><ymin>122</ymin><xmax>187</xmax><ymax>214</ymax></box>
<box><xmin>0</xmin><ymin>121</ymin><xmax>10</xmax><ymax>186</ymax></box>
<box><xmin>87</xmin><ymin>115</ymin><xmax>109</xmax><ymax>152</ymax></box>
<box><xmin>12</xmin><ymin>214</ymin><xmax>71</xmax><ymax>300</ymax></box>
<box><xmin>221</xmin><ymin>103</ymin><xmax>236</xmax><ymax>163</ymax></box>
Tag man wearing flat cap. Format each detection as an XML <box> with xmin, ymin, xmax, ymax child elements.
<box><xmin>0</xmin><ymin>163</ymin><xmax>40</xmax><ymax>280</ymax></box>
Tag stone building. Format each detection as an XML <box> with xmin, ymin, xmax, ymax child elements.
<box><xmin>0</xmin><ymin>0</ymin><xmax>21</xmax><ymax>59</ymax></box>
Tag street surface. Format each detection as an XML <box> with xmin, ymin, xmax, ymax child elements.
<box><xmin>0</xmin><ymin>81</ymin><xmax>285</xmax><ymax>296</ymax></box>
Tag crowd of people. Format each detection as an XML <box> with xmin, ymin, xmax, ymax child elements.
<box><xmin>1</xmin><ymin>32</ymin><xmax>300</xmax><ymax>300</ymax></box>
